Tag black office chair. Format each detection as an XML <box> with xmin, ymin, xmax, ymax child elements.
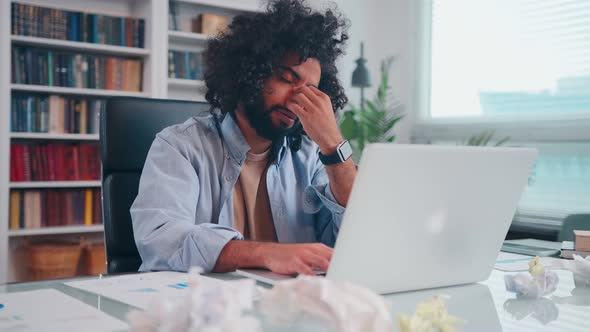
<box><xmin>100</xmin><ymin>97</ymin><xmax>211</xmax><ymax>273</ymax></box>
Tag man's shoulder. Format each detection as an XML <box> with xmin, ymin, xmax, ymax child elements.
<box><xmin>157</xmin><ymin>113</ymin><xmax>218</xmax><ymax>145</ymax></box>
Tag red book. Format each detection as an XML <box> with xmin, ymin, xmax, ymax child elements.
<box><xmin>47</xmin><ymin>144</ymin><xmax>56</xmax><ymax>181</ymax></box>
<box><xmin>55</xmin><ymin>144</ymin><xmax>65</xmax><ymax>181</ymax></box>
<box><xmin>72</xmin><ymin>145</ymin><xmax>80</xmax><ymax>180</ymax></box>
<box><xmin>14</xmin><ymin>145</ymin><xmax>24</xmax><ymax>182</ymax></box>
<box><xmin>23</xmin><ymin>145</ymin><xmax>32</xmax><ymax>181</ymax></box>
<box><xmin>10</xmin><ymin>145</ymin><xmax>16</xmax><ymax>181</ymax></box>
<box><xmin>79</xmin><ymin>144</ymin><xmax>89</xmax><ymax>180</ymax></box>
<box><xmin>30</xmin><ymin>145</ymin><xmax>38</xmax><ymax>181</ymax></box>
<box><xmin>86</xmin><ymin>145</ymin><xmax>100</xmax><ymax>180</ymax></box>
<box><xmin>63</xmin><ymin>145</ymin><xmax>79</xmax><ymax>181</ymax></box>
<box><xmin>41</xmin><ymin>145</ymin><xmax>48</xmax><ymax>181</ymax></box>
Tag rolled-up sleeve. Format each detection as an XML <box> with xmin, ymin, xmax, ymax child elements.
<box><xmin>130</xmin><ymin>133</ymin><xmax>242</xmax><ymax>272</ymax></box>
<box><xmin>303</xmin><ymin>159</ymin><xmax>346</xmax><ymax>246</ymax></box>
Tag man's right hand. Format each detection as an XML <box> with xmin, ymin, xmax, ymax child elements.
<box><xmin>212</xmin><ymin>240</ymin><xmax>333</xmax><ymax>276</ymax></box>
<box><xmin>260</xmin><ymin>243</ymin><xmax>333</xmax><ymax>276</ymax></box>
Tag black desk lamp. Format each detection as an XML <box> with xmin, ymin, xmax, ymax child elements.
<box><xmin>351</xmin><ymin>42</ymin><xmax>371</xmax><ymax>109</ymax></box>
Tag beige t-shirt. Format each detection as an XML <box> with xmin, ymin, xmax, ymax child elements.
<box><xmin>232</xmin><ymin>149</ymin><xmax>278</xmax><ymax>242</ymax></box>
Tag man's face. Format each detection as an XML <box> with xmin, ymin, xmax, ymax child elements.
<box><xmin>243</xmin><ymin>53</ymin><xmax>321</xmax><ymax>141</ymax></box>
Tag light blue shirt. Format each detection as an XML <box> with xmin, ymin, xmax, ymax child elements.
<box><xmin>130</xmin><ymin>112</ymin><xmax>346</xmax><ymax>272</ymax></box>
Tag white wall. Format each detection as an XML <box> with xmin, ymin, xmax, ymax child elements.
<box><xmin>315</xmin><ymin>0</ymin><xmax>420</xmax><ymax>143</ymax></box>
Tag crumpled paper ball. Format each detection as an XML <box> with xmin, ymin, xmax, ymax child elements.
<box><xmin>127</xmin><ymin>268</ymin><xmax>261</xmax><ymax>332</ymax></box>
<box><xmin>505</xmin><ymin>257</ymin><xmax>559</xmax><ymax>299</ymax></box>
<box><xmin>257</xmin><ymin>275</ymin><xmax>394</xmax><ymax>332</ymax></box>
<box><xmin>553</xmin><ymin>254</ymin><xmax>590</xmax><ymax>287</ymax></box>
<box><xmin>397</xmin><ymin>296</ymin><xmax>463</xmax><ymax>332</ymax></box>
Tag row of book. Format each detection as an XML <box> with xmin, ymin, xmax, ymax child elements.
<box><xmin>9</xmin><ymin>189</ymin><xmax>101</xmax><ymax>230</ymax></box>
<box><xmin>168</xmin><ymin>50</ymin><xmax>205</xmax><ymax>80</ymax></box>
<box><xmin>11</xmin><ymin>95</ymin><xmax>104</xmax><ymax>134</ymax></box>
<box><xmin>10</xmin><ymin>143</ymin><xmax>100</xmax><ymax>182</ymax></box>
<box><xmin>11</xmin><ymin>3</ymin><xmax>145</xmax><ymax>48</ymax></box>
<box><xmin>12</xmin><ymin>46</ymin><xmax>143</xmax><ymax>92</ymax></box>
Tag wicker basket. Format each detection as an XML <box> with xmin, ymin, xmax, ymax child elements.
<box><xmin>26</xmin><ymin>242</ymin><xmax>82</xmax><ymax>281</ymax></box>
<box><xmin>82</xmin><ymin>242</ymin><xmax>107</xmax><ymax>275</ymax></box>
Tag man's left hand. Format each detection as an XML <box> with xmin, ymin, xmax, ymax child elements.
<box><xmin>286</xmin><ymin>86</ymin><xmax>344</xmax><ymax>155</ymax></box>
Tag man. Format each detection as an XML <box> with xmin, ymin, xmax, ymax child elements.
<box><xmin>131</xmin><ymin>0</ymin><xmax>356</xmax><ymax>276</ymax></box>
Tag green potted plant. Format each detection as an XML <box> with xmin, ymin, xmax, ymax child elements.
<box><xmin>461</xmin><ymin>130</ymin><xmax>510</xmax><ymax>146</ymax></box>
<box><xmin>340</xmin><ymin>56</ymin><xmax>404</xmax><ymax>161</ymax></box>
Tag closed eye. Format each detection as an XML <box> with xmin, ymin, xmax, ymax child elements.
<box><xmin>278</xmin><ymin>66</ymin><xmax>300</xmax><ymax>84</ymax></box>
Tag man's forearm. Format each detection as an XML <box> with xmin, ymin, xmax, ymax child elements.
<box><xmin>325</xmin><ymin>158</ymin><xmax>357</xmax><ymax>207</ymax></box>
<box><xmin>212</xmin><ymin>240</ymin><xmax>269</xmax><ymax>272</ymax></box>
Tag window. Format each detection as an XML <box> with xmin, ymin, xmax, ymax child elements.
<box><xmin>416</xmin><ymin>0</ymin><xmax>590</xmax><ymax>227</ymax></box>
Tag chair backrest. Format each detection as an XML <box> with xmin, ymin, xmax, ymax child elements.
<box><xmin>100</xmin><ymin>97</ymin><xmax>210</xmax><ymax>273</ymax></box>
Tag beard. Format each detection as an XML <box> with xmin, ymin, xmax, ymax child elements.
<box><xmin>242</xmin><ymin>93</ymin><xmax>301</xmax><ymax>141</ymax></box>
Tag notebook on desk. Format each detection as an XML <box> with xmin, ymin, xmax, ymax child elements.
<box><xmin>238</xmin><ymin>144</ymin><xmax>537</xmax><ymax>294</ymax></box>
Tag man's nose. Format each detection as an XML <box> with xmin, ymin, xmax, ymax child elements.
<box><xmin>288</xmin><ymin>81</ymin><xmax>306</xmax><ymax>98</ymax></box>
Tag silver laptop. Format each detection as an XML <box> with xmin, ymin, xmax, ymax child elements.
<box><xmin>238</xmin><ymin>143</ymin><xmax>537</xmax><ymax>294</ymax></box>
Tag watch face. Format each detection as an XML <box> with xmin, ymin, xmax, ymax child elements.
<box><xmin>338</xmin><ymin>141</ymin><xmax>353</xmax><ymax>161</ymax></box>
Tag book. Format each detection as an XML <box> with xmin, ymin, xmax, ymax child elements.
<box><xmin>12</xmin><ymin>46</ymin><xmax>143</xmax><ymax>92</ymax></box>
<box><xmin>11</xmin><ymin>3</ymin><xmax>145</xmax><ymax>47</ymax></box>
<box><xmin>9</xmin><ymin>191</ymin><xmax>21</xmax><ymax>230</ymax></box>
<box><xmin>192</xmin><ymin>13</ymin><xmax>229</xmax><ymax>36</ymax></box>
<box><xmin>574</xmin><ymin>230</ymin><xmax>590</xmax><ymax>252</ymax></box>
<box><xmin>10</xmin><ymin>142</ymin><xmax>100</xmax><ymax>182</ymax></box>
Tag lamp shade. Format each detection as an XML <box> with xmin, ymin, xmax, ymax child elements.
<box><xmin>351</xmin><ymin>42</ymin><xmax>371</xmax><ymax>87</ymax></box>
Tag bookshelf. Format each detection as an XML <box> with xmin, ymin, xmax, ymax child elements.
<box><xmin>0</xmin><ymin>0</ymin><xmax>158</xmax><ymax>284</ymax></box>
<box><xmin>0</xmin><ymin>0</ymin><xmax>262</xmax><ymax>283</ymax></box>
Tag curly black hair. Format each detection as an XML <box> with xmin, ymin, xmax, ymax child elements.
<box><xmin>204</xmin><ymin>0</ymin><xmax>349</xmax><ymax>150</ymax></box>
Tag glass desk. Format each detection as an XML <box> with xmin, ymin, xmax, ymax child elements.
<box><xmin>1</xmin><ymin>269</ymin><xmax>589</xmax><ymax>331</ymax></box>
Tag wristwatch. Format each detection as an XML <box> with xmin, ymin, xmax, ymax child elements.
<box><xmin>318</xmin><ymin>140</ymin><xmax>353</xmax><ymax>165</ymax></box>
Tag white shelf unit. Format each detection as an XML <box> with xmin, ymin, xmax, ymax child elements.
<box><xmin>11</xmin><ymin>84</ymin><xmax>149</xmax><ymax>97</ymax></box>
<box><xmin>168</xmin><ymin>30</ymin><xmax>208</xmax><ymax>44</ymax></box>
<box><xmin>175</xmin><ymin>0</ymin><xmax>262</xmax><ymax>13</ymax></box>
<box><xmin>9</xmin><ymin>225</ymin><xmax>104</xmax><ymax>237</ymax></box>
<box><xmin>10</xmin><ymin>133</ymin><xmax>100</xmax><ymax>140</ymax></box>
<box><xmin>1</xmin><ymin>0</ymin><xmax>262</xmax><ymax>284</ymax></box>
<box><xmin>1</xmin><ymin>0</ymin><xmax>161</xmax><ymax>284</ymax></box>
<box><xmin>11</xmin><ymin>35</ymin><xmax>150</xmax><ymax>56</ymax></box>
<box><xmin>9</xmin><ymin>181</ymin><xmax>102</xmax><ymax>189</ymax></box>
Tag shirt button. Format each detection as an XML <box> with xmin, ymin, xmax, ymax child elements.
<box><xmin>225</xmin><ymin>175</ymin><xmax>233</xmax><ymax>181</ymax></box>
<box><xmin>225</xmin><ymin>154</ymin><xmax>230</xmax><ymax>159</ymax></box>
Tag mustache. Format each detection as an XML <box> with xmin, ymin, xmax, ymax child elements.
<box><xmin>267</xmin><ymin>104</ymin><xmax>291</xmax><ymax>114</ymax></box>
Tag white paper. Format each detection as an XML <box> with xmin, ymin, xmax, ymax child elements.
<box><xmin>0</xmin><ymin>289</ymin><xmax>127</xmax><ymax>332</ymax></box>
<box><xmin>494</xmin><ymin>252</ymin><xmax>559</xmax><ymax>272</ymax></box>
<box><xmin>64</xmin><ymin>271</ymin><xmax>223</xmax><ymax>310</ymax></box>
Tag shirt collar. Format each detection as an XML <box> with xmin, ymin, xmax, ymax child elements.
<box><xmin>219</xmin><ymin>113</ymin><xmax>289</xmax><ymax>166</ymax></box>
<box><xmin>219</xmin><ymin>114</ymin><xmax>250</xmax><ymax>163</ymax></box>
